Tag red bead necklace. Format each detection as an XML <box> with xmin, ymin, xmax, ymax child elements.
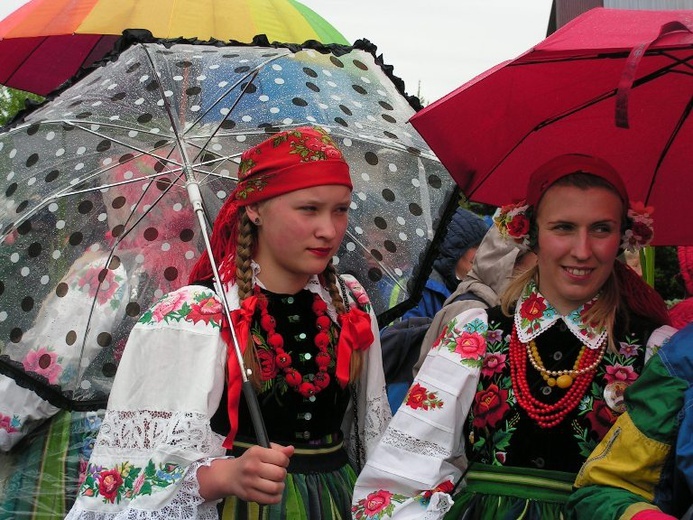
<box><xmin>255</xmin><ymin>286</ymin><xmax>334</xmax><ymax>398</ymax></box>
<box><xmin>509</xmin><ymin>325</ymin><xmax>606</xmax><ymax>428</ymax></box>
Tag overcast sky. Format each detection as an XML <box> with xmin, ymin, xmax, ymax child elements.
<box><xmin>0</xmin><ymin>0</ymin><xmax>554</xmax><ymax>103</ymax></box>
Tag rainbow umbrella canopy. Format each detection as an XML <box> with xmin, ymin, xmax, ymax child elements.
<box><xmin>0</xmin><ymin>0</ymin><xmax>349</xmax><ymax>96</ymax></box>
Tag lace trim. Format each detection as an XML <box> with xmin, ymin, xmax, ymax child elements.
<box><xmin>381</xmin><ymin>426</ymin><xmax>450</xmax><ymax>458</ymax></box>
<box><xmin>345</xmin><ymin>390</ymin><xmax>391</xmax><ymax>465</ymax></box>
<box><xmin>96</xmin><ymin>410</ymin><xmax>218</xmax><ymax>453</ymax></box>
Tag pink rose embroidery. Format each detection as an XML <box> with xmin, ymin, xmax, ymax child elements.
<box><xmin>454</xmin><ymin>331</ymin><xmax>486</xmax><ymax>360</ymax></box>
<box><xmin>151</xmin><ymin>291</ymin><xmax>187</xmax><ymax>322</ymax></box>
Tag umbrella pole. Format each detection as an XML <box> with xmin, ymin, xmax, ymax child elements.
<box><xmin>186</xmin><ymin>180</ymin><xmax>270</xmax><ymax>449</ymax></box>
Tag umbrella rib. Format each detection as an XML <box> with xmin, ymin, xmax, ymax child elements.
<box><xmin>646</xmin><ymin>93</ymin><xmax>693</xmax><ymax>203</ymax></box>
<box><xmin>185</xmin><ymin>52</ymin><xmax>291</xmax><ymax>162</ymax></box>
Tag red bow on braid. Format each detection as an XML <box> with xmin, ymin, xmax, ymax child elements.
<box><xmin>221</xmin><ymin>293</ymin><xmax>260</xmax><ymax>449</ymax></box>
<box><xmin>335</xmin><ymin>307</ymin><xmax>374</xmax><ymax>387</ymax></box>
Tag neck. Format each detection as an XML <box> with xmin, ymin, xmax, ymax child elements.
<box><xmin>255</xmin><ymin>272</ymin><xmax>312</xmax><ymax>295</ymax></box>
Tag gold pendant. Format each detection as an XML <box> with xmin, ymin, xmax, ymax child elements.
<box><xmin>556</xmin><ymin>374</ymin><xmax>573</xmax><ymax>388</ymax></box>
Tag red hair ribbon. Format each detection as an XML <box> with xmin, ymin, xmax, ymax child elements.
<box><xmin>221</xmin><ymin>294</ymin><xmax>259</xmax><ymax>449</ymax></box>
<box><xmin>335</xmin><ymin>307</ymin><xmax>374</xmax><ymax>387</ymax></box>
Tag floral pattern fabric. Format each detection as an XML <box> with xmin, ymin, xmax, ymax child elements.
<box><xmin>66</xmin><ymin>272</ymin><xmax>390</xmax><ymax>519</ymax></box>
<box><xmin>351</xmin><ymin>283</ymin><xmax>674</xmax><ymax>519</ymax></box>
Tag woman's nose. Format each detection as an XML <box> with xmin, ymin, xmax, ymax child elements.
<box><xmin>572</xmin><ymin>229</ymin><xmax>592</xmax><ymax>259</ymax></box>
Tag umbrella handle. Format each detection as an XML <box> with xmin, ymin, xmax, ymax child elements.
<box><xmin>242</xmin><ymin>381</ymin><xmax>270</xmax><ymax>448</ymax></box>
<box><xmin>616</xmin><ymin>19</ymin><xmax>693</xmax><ymax>128</ymax></box>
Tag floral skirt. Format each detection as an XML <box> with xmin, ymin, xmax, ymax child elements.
<box><xmin>444</xmin><ymin>464</ymin><xmax>576</xmax><ymax>520</ymax></box>
<box><xmin>221</xmin><ymin>441</ymin><xmax>357</xmax><ymax>520</ymax></box>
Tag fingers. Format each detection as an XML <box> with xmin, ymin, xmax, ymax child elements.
<box><xmin>232</xmin><ymin>443</ymin><xmax>295</xmax><ymax>504</ymax></box>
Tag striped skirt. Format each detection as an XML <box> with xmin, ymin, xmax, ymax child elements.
<box><xmin>221</xmin><ymin>439</ymin><xmax>356</xmax><ymax>520</ymax></box>
<box><xmin>444</xmin><ymin>463</ymin><xmax>576</xmax><ymax>520</ymax></box>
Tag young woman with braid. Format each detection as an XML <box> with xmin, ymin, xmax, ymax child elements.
<box><xmin>65</xmin><ymin>126</ymin><xmax>391</xmax><ymax>519</ymax></box>
<box><xmin>352</xmin><ymin>154</ymin><xmax>675</xmax><ymax>519</ymax></box>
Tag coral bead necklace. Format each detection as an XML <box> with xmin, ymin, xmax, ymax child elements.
<box><xmin>509</xmin><ymin>325</ymin><xmax>607</xmax><ymax>428</ymax></box>
<box><xmin>255</xmin><ymin>286</ymin><xmax>334</xmax><ymax>398</ymax></box>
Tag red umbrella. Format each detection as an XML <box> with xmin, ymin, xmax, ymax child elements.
<box><xmin>0</xmin><ymin>0</ymin><xmax>348</xmax><ymax>96</ymax></box>
<box><xmin>410</xmin><ymin>7</ymin><xmax>693</xmax><ymax>246</ymax></box>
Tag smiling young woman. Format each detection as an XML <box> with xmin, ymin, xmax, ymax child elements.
<box><xmin>352</xmin><ymin>153</ymin><xmax>676</xmax><ymax>520</ymax></box>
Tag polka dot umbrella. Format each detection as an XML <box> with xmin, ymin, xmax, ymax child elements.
<box><xmin>0</xmin><ymin>35</ymin><xmax>457</xmax><ymax>411</ymax></box>
<box><xmin>0</xmin><ymin>0</ymin><xmax>349</xmax><ymax>96</ymax></box>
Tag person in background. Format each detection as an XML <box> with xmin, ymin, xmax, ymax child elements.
<box><xmin>352</xmin><ymin>153</ymin><xmax>675</xmax><ymax>519</ymax></box>
<box><xmin>65</xmin><ymin>126</ymin><xmax>391</xmax><ymax>519</ymax></box>
<box><xmin>568</xmin><ymin>322</ymin><xmax>693</xmax><ymax>519</ymax></box>
<box><xmin>401</xmin><ymin>207</ymin><xmax>490</xmax><ymax>320</ymax></box>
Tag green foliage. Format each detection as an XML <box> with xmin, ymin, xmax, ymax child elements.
<box><xmin>0</xmin><ymin>86</ymin><xmax>43</xmax><ymax>126</ymax></box>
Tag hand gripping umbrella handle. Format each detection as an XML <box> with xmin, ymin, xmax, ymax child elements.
<box><xmin>186</xmin><ymin>181</ymin><xmax>270</xmax><ymax>448</ymax></box>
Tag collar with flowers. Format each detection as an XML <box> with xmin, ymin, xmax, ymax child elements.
<box><xmin>514</xmin><ymin>279</ymin><xmax>607</xmax><ymax>350</ymax></box>
<box><xmin>494</xmin><ymin>200</ymin><xmax>655</xmax><ymax>254</ymax></box>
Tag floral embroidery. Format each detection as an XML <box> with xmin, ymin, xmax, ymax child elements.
<box><xmin>186</xmin><ymin>296</ymin><xmax>223</xmax><ymax>325</ymax></box>
<box><xmin>439</xmin><ymin>317</ymin><xmax>487</xmax><ymax>368</ymax></box>
<box><xmin>352</xmin><ymin>489</ymin><xmax>409</xmax><ymax>519</ymax></box>
<box><xmin>80</xmin><ymin>460</ymin><xmax>184</xmax><ymax>504</ymax></box>
<box><xmin>22</xmin><ymin>347</ymin><xmax>63</xmax><ymax>384</ymax></box>
<box><xmin>604</xmin><ymin>363</ymin><xmax>638</xmax><ymax>385</ymax></box>
<box><xmin>405</xmin><ymin>383</ymin><xmax>444</xmax><ymax>411</ymax></box>
<box><xmin>472</xmin><ymin>384</ymin><xmax>510</xmax><ymax>429</ymax></box>
<box><xmin>0</xmin><ymin>413</ymin><xmax>21</xmax><ymax>434</ymax></box>
<box><xmin>234</xmin><ymin>175</ymin><xmax>268</xmax><ymax>200</ymax></box>
<box><xmin>343</xmin><ymin>277</ymin><xmax>373</xmax><ymax>314</ymax></box>
<box><xmin>584</xmin><ymin>399</ymin><xmax>619</xmax><ymax>439</ymax></box>
<box><xmin>418</xmin><ymin>480</ymin><xmax>455</xmax><ymax>505</ymax></box>
<box><xmin>494</xmin><ymin>201</ymin><xmax>532</xmax><ymax>250</ymax></box>
<box><xmin>454</xmin><ymin>331</ymin><xmax>486</xmax><ymax>359</ymax></box>
<box><xmin>139</xmin><ymin>289</ymin><xmax>223</xmax><ymax>329</ymax></box>
<box><xmin>621</xmin><ymin>202</ymin><xmax>654</xmax><ymax>252</ymax></box>
<box><xmin>481</xmin><ymin>352</ymin><xmax>507</xmax><ymax>378</ymax></box>
<box><xmin>518</xmin><ymin>292</ymin><xmax>548</xmax><ymax>333</ymax></box>
<box><xmin>517</xmin><ymin>282</ymin><xmax>604</xmax><ymax>348</ymax></box>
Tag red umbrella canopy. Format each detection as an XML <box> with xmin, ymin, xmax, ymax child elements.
<box><xmin>411</xmin><ymin>7</ymin><xmax>693</xmax><ymax>246</ymax></box>
<box><xmin>0</xmin><ymin>0</ymin><xmax>349</xmax><ymax>96</ymax></box>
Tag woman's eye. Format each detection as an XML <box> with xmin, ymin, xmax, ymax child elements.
<box><xmin>593</xmin><ymin>224</ymin><xmax>615</xmax><ymax>234</ymax></box>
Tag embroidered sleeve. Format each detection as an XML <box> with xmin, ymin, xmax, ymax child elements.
<box><xmin>352</xmin><ymin>308</ymin><xmax>489</xmax><ymax>519</ymax></box>
<box><xmin>65</xmin><ymin>286</ymin><xmax>228</xmax><ymax>518</ymax></box>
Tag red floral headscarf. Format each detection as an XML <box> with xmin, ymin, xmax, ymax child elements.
<box><xmin>188</xmin><ymin>126</ymin><xmax>351</xmax><ymax>284</ymax></box>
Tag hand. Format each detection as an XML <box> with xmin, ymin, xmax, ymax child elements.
<box><xmin>198</xmin><ymin>443</ymin><xmax>295</xmax><ymax>503</ymax></box>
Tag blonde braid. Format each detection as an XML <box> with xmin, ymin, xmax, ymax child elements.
<box><xmin>323</xmin><ymin>261</ymin><xmax>363</xmax><ymax>381</ymax></box>
<box><xmin>235</xmin><ymin>210</ymin><xmax>261</xmax><ymax>388</ymax></box>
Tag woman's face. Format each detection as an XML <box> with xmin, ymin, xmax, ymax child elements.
<box><xmin>247</xmin><ymin>184</ymin><xmax>351</xmax><ymax>293</ymax></box>
<box><xmin>534</xmin><ymin>184</ymin><xmax>623</xmax><ymax>315</ymax></box>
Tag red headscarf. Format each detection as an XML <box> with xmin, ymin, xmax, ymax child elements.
<box><xmin>188</xmin><ymin>125</ymin><xmax>352</xmax><ymax>285</ymax></box>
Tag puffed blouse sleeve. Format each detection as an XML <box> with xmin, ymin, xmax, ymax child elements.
<box><xmin>65</xmin><ymin>285</ymin><xmax>228</xmax><ymax>519</ymax></box>
<box><xmin>352</xmin><ymin>307</ymin><xmax>489</xmax><ymax>520</ymax></box>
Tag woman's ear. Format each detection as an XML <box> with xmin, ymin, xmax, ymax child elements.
<box><xmin>245</xmin><ymin>202</ymin><xmax>261</xmax><ymax>223</ymax></box>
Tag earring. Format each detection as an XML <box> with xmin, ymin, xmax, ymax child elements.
<box><xmin>254</xmin><ymin>217</ymin><xmax>261</xmax><ymax>225</ymax></box>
